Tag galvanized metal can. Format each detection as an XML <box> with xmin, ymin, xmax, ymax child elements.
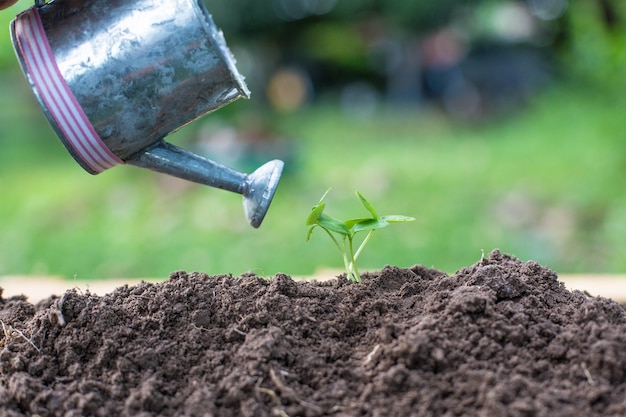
<box><xmin>11</xmin><ymin>0</ymin><xmax>250</xmax><ymax>174</ymax></box>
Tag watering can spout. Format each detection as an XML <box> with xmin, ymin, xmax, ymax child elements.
<box><xmin>127</xmin><ymin>141</ymin><xmax>283</xmax><ymax>228</ymax></box>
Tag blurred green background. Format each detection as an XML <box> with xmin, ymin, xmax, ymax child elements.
<box><xmin>1</xmin><ymin>0</ymin><xmax>625</xmax><ymax>280</ymax></box>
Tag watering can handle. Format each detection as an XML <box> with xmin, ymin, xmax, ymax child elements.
<box><xmin>126</xmin><ymin>141</ymin><xmax>284</xmax><ymax>228</ymax></box>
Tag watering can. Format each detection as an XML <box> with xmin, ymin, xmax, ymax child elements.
<box><xmin>8</xmin><ymin>0</ymin><xmax>283</xmax><ymax>228</ymax></box>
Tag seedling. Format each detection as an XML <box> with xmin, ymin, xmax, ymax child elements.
<box><xmin>306</xmin><ymin>189</ymin><xmax>415</xmax><ymax>283</ymax></box>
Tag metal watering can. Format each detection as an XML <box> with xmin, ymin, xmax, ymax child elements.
<box><xmin>9</xmin><ymin>0</ymin><xmax>283</xmax><ymax>228</ymax></box>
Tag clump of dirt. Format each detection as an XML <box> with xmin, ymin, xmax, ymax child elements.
<box><xmin>1</xmin><ymin>250</ymin><xmax>625</xmax><ymax>416</ymax></box>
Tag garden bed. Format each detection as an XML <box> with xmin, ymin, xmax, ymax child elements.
<box><xmin>1</xmin><ymin>250</ymin><xmax>625</xmax><ymax>416</ymax></box>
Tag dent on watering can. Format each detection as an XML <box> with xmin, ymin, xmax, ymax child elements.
<box><xmin>9</xmin><ymin>0</ymin><xmax>283</xmax><ymax>228</ymax></box>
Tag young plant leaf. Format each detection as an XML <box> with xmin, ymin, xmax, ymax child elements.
<box><xmin>356</xmin><ymin>190</ymin><xmax>378</xmax><ymax>218</ymax></box>
<box><xmin>306</xmin><ymin>201</ymin><xmax>326</xmax><ymax>226</ymax></box>
<box><xmin>317</xmin><ymin>213</ymin><xmax>350</xmax><ymax>235</ymax></box>
<box><xmin>305</xmin><ymin>225</ymin><xmax>317</xmax><ymax>242</ymax></box>
<box><xmin>344</xmin><ymin>217</ymin><xmax>375</xmax><ymax>229</ymax></box>
<box><xmin>351</xmin><ymin>218</ymin><xmax>389</xmax><ymax>233</ymax></box>
<box><xmin>380</xmin><ymin>215</ymin><xmax>415</xmax><ymax>222</ymax></box>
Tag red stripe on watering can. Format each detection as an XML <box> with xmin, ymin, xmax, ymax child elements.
<box><xmin>13</xmin><ymin>8</ymin><xmax>123</xmax><ymax>174</ymax></box>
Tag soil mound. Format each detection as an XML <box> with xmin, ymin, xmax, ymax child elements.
<box><xmin>1</xmin><ymin>250</ymin><xmax>625</xmax><ymax>416</ymax></box>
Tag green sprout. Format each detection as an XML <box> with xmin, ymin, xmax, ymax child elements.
<box><xmin>306</xmin><ymin>189</ymin><xmax>415</xmax><ymax>283</ymax></box>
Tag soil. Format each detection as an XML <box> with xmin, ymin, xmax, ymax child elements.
<box><xmin>1</xmin><ymin>250</ymin><xmax>625</xmax><ymax>417</ymax></box>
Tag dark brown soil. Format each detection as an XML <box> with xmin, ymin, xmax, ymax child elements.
<box><xmin>1</xmin><ymin>250</ymin><xmax>625</xmax><ymax>416</ymax></box>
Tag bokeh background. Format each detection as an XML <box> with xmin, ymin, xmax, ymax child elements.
<box><xmin>1</xmin><ymin>0</ymin><xmax>625</xmax><ymax>280</ymax></box>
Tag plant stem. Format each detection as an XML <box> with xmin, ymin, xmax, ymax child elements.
<box><xmin>342</xmin><ymin>250</ymin><xmax>353</xmax><ymax>281</ymax></box>
<box><xmin>354</xmin><ymin>230</ymin><xmax>375</xmax><ymax>261</ymax></box>
<box><xmin>347</xmin><ymin>236</ymin><xmax>361</xmax><ymax>283</ymax></box>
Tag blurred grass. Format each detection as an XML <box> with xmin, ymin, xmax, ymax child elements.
<box><xmin>1</xmin><ymin>73</ymin><xmax>625</xmax><ymax>280</ymax></box>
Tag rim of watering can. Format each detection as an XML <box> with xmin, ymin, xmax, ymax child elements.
<box><xmin>11</xmin><ymin>7</ymin><xmax>123</xmax><ymax>174</ymax></box>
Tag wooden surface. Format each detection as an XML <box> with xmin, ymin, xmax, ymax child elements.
<box><xmin>1</xmin><ymin>274</ymin><xmax>625</xmax><ymax>304</ymax></box>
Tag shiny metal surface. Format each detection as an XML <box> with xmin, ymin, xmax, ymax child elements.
<box><xmin>38</xmin><ymin>0</ymin><xmax>250</xmax><ymax>159</ymax></box>
<box><xmin>11</xmin><ymin>0</ymin><xmax>283</xmax><ymax>227</ymax></box>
